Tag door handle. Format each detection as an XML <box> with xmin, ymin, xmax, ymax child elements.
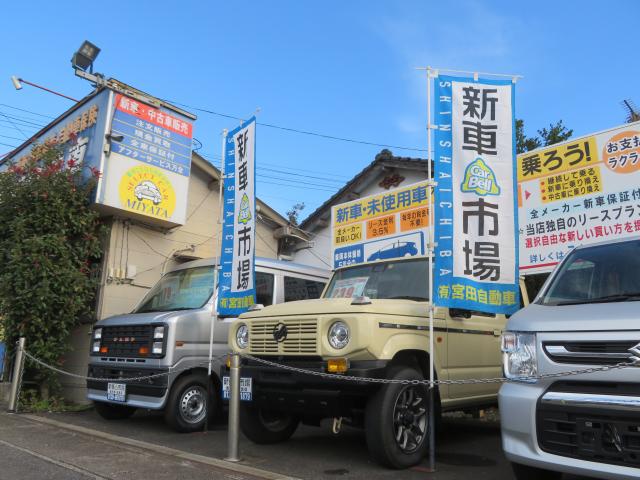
<box><xmin>493</xmin><ymin>329</ymin><xmax>502</xmax><ymax>337</ymax></box>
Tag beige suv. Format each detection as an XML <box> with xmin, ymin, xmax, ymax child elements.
<box><xmin>229</xmin><ymin>257</ymin><xmax>525</xmax><ymax>468</ymax></box>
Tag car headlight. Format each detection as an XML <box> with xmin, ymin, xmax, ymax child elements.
<box><xmin>236</xmin><ymin>324</ymin><xmax>249</xmax><ymax>349</ymax></box>
<box><xmin>153</xmin><ymin>326</ymin><xmax>165</xmax><ymax>339</ymax></box>
<box><xmin>93</xmin><ymin>328</ymin><xmax>102</xmax><ymax>340</ymax></box>
<box><xmin>501</xmin><ymin>332</ymin><xmax>537</xmax><ymax>382</ymax></box>
<box><xmin>328</xmin><ymin>321</ymin><xmax>350</xmax><ymax>350</ymax></box>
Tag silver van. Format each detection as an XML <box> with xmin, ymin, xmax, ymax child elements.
<box><xmin>87</xmin><ymin>257</ymin><xmax>329</xmax><ymax>432</ymax></box>
<box><xmin>499</xmin><ymin>238</ymin><xmax>640</xmax><ymax>480</ymax></box>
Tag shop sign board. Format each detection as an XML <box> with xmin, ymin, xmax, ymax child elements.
<box><xmin>433</xmin><ymin>75</ymin><xmax>519</xmax><ymax>315</ymax></box>
<box><xmin>518</xmin><ymin>121</ymin><xmax>640</xmax><ymax>274</ymax></box>
<box><xmin>217</xmin><ymin>117</ymin><xmax>257</xmax><ymax>316</ymax></box>
<box><xmin>1</xmin><ymin>89</ymin><xmax>110</xmax><ymax>178</ymax></box>
<box><xmin>97</xmin><ymin>93</ymin><xmax>194</xmax><ymax>226</ymax></box>
<box><xmin>330</xmin><ymin>181</ymin><xmax>431</xmax><ymax>269</ymax></box>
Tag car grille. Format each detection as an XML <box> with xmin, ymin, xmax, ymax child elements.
<box><xmin>538</xmin><ymin>382</ymin><xmax>640</xmax><ymax>468</ymax></box>
<box><xmin>100</xmin><ymin>325</ymin><xmax>154</xmax><ymax>358</ymax></box>
<box><xmin>543</xmin><ymin>340</ymin><xmax>638</xmax><ymax>365</ymax></box>
<box><xmin>249</xmin><ymin>319</ymin><xmax>318</xmax><ymax>354</ymax></box>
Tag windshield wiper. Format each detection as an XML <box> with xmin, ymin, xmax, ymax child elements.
<box><xmin>553</xmin><ymin>292</ymin><xmax>640</xmax><ymax>306</ymax></box>
<box><xmin>387</xmin><ymin>295</ymin><xmax>428</xmax><ymax>302</ymax></box>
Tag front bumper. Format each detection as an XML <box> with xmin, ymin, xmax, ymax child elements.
<box><xmin>86</xmin><ymin>364</ymin><xmax>169</xmax><ymax>410</ymax></box>
<box><xmin>499</xmin><ymin>381</ymin><xmax>640</xmax><ymax>480</ymax></box>
<box><xmin>223</xmin><ymin>357</ymin><xmax>388</xmax><ymax>419</ymax></box>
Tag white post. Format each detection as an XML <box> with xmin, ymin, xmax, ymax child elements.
<box><xmin>206</xmin><ymin>128</ymin><xmax>228</xmax><ymax>430</ymax></box>
<box><xmin>426</xmin><ymin>66</ymin><xmax>436</xmax><ymax>473</ymax></box>
<box><xmin>226</xmin><ymin>352</ymin><xmax>241</xmax><ymax>462</ymax></box>
<box><xmin>8</xmin><ymin>337</ymin><xmax>26</xmax><ymax>413</ymax></box>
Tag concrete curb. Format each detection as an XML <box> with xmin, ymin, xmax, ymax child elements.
<box><xmin>22</xmin><ymin>414</ymin><xmax>300</xmax><ymax>480</ymax></box>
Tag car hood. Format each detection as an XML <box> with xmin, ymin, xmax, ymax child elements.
<box><xmin>240</xmin><ymin>298</ymin><xmax>431</xmax><ymax>319</ymax></box>
<box><xmin>507</xmin><ymin>301</ymin><xmax>640</xmax><ymax>332</ymax></box>
<box><xmin>96</xmin><ymin>310</ymin><xmax>181</xmax><ymax>326</ymax></box>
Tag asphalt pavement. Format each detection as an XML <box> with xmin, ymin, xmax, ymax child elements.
<box><xmin>0</xmin><ymin>407</ymin><xmax>593</xmax><ymax>480</ymax></box>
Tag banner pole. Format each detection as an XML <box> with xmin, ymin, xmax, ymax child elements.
<box><xmin>206</xmin><ymin>128</ymin><xmax>228</xmax><ymax>431</ymax></box>
<box><xmin>426</xmin><ymin>66</ymin><xmax>436</xmax><ymax>473</ymax></box>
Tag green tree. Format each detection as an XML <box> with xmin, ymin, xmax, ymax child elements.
<box><xmin>516</xmin><ymin>119</ymin><xmax>573</xmax><ymax>154</ymax></box>
<box><xmin>286</xmin><ymin>202</ymin><xmax>305</xmax><ymax>226</ymax></box>
<box><xmin>0</xmin><ymin>141</ymin><xmax>104</xmax><ymax>396</ymax></box>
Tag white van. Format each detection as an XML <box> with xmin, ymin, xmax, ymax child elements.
<box><xmin>86</xmin><ymin>257</ymin><xmax>329</xmax><ymax>432</ymax></box>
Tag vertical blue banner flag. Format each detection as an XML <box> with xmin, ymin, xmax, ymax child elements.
<box><xmin>434</xmin><ymin>76</ymin><xmax>519</xmax><ymax>314</ymax></box>
<box><xmin>218</xmin><ymin>117</ymin><xmax>257</xmax><ymax>316</ymax></box>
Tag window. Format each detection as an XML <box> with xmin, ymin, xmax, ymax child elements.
<box><xmin>284</xmin><ymin>276</ymin><xmax>326</xmax><ymax>302</ymax></box>
<box><xmin>136</xmin><ymin>266</ymin><xmax>215</xmax><ymax>313</ymax></box>
<box><xmin>256</xmin><ymin>272</ymin><xmax>274</xmax><ymax>307</ymax></box>
<box><xmin>539</xmin><ymin>240</ymin><xmax>640</xmax><ymax>306</ymax></box>
<box><xmin>324</xmin><ymin>259</ymin><xmax>429</xmax><ymax>301</ymax></box>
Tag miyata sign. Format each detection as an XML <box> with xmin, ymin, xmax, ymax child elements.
<box><xmin>518</xmin><ymin>121</ymin><xmax>640</xmax><ymax>274</ymax></box>
<box><xmin>330</xmin><ymin>181</ymin><xmax>431</xmax><ymax>269</ymax></box>
<box><xmin>99</xmin><ymin>93</ymin><xmax>194</xmax><ymax>227</ymax></box>
<box><xmin>433</xmin><ymin>75</ymin><xmax>519</xmax><ymax>314</ymax></box>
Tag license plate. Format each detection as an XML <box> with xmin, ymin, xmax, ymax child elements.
<box><xmin>222</xmin><ymin>376</ymin><xmax>252</xmax><ymax>401</ymax></box>
<box><xmin>107</xmin><ymin>382</ymin><xmax>126</xmax><ymax>402</ymax></box>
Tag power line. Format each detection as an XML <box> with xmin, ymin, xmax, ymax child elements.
<box><xmin>0</xmin><ymin>103</ymin><xmax>56</xmax><ymax>119</ymax></box>
<box><xmin>200</xmin><ymin>151</ymin><xmax>352</xmax><ymax>180</ymax></box>
<box><xmin>0</xmin><ymin>134</ymin><xmax>25</xmax><ymax>142</ymax></box>
<box><xmin>199</xmin><ymin>154</ymin><xmax>348</xmax><ymax>186</ymax></box>
<box><xmin>162</xmin><ymin>98</ymin><xmax>428</xmax><ymax>153</ymax></box>
<box><xmin>0</xmin><ymin>111</ymin><xmax>28</xmax><ymax>139</ymax></box>
<box><xmin>0</xmin><ymin>111</ymin><xmax>48</xmax><ymax>127</ymax></box>
<box><xmin>258</xmin><ymin>173</ymin><xmax>340</xmax><ymax>189</ymax></box>
<box><xmin>0</xmin><ymin>141</ymin><xmax>18</xmax><ymax>149</ymax></box>
<box><xmin>258</xmin><ymin>179</ymin><xmax>337</xmax><ymax>192</ymax></box>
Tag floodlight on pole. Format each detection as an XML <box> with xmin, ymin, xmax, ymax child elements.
<box><xmin>11</xmin><ymin>76</ymin><xmax>22</xmax><ymax>90</ymax></box>
<box><xmin>71</xmin><ymin>40</ymin><xmax>109</xmax><ymax>88</ymax></box>
<box><xmin>71</xmin><ymin>40</ymin><xmax>101</xmax><ymax>72</ymax></box>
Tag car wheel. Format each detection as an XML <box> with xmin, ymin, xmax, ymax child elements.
<box><xmin>240</xmin><ymin>404</ymin><xmax>299</xmax><ymax>444</ymax></box>
<box><xmin>365</xmin><ymin>365</ymin><xmax>431</xmax><ymax>469</ymax></box>
<box><xmin>93</xmin><ymin>401</ymin><xmax>136</xmax><ymax>420</ymax></box>
<box><xmin>511</xmin><ymin>462</ymin><xmax>562</xmax><ymax>480</ymax></box>
<box><xmin>164</xmin><ymin>373</ymin><xmax>213</xmax><ymax>433</ymax></box>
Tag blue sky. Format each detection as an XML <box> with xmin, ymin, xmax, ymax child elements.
<box><xmin>2</xmin><ymin>0</ymin><xmax>638</xmax><ymax>218</ymax></box>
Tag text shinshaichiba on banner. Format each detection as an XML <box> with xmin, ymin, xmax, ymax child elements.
<box><xmin>433</xmin><ymin>76</ymin><xmax>520</xmax><ymax>315</ymax></box>
<box><xmin>217</xmin><ymin>117</ymin><xmax>257</xmax><ymax>316</ymax></box>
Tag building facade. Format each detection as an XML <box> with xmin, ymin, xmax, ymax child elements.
<box><xmin>1</xmin><ymin>81</ymin><xmax>296</xmax><ymax>402</ymax></box>
<box><xmin>290</xmin><ymin>150</ymin><xmax>428</xmax><ymax>269</ymax></box>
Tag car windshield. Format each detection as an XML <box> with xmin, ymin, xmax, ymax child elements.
<box><xmin>135</xmin><ymin>266</ymin><xmax>215</xmax><ymax>313</ymax></box>
<box><xmin>324</xmin><ymin>259</ymin><xmax>429</xmax><ymax>301</ymax></box>
<box><xmin>538</xmin><ymin>240</ymin><xmax>640</xmax><ymax>306</ymax></box>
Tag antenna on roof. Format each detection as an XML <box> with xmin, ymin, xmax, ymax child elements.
<box><xmin>622</xmin><ymin>99</ymin><xmax>640</xmax><ymax>123</ymax></box>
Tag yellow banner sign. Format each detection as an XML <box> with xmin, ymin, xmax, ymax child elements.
<box><xmin>517</xmin><ymin>137</ymin><xmax>598</xmax><ymax>182</ymax></box>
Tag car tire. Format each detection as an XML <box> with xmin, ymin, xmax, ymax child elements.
<box><xmin>240</xmin><ymin>404</ymin><xmax>299</xmax><ymax>444</ymax></box>
<box><xmin>365</xmin><ymin>365</ymin><xmax>431</xmax><ymax>469</ymax></box>
<box><xmin>511</xmin><ymin>462</ymin><xmax>562</xmax><ymax>480</ymax></box>
<box><xmin>164</xmin><ymin>373</ymin><xmax>213</xmax><ymax>433</ymax></box>
<box><xmin>93</xmin><ymin>401</ymin><xmax>136</xmax><ymax>420</ymax></box>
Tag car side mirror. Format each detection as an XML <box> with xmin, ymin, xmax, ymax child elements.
<box><xmin>449</xmin><ymin>308</ymin><xmax>471</xmax><ymax>319</ymax></box>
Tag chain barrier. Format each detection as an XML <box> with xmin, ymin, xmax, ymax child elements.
<box><xmin>241</xmin><ymin>353</ymin><xmax>640</xmax><ymax>386</ymax></box>
<box><xmin>22</xmin><ymin>350</ymin><xmax>228</xmax><ymax>383</ymax></box>
<box><xmin>17</xmin><ymin>348</ymin><xmax>640</xmax><ymax>388</ymax></box>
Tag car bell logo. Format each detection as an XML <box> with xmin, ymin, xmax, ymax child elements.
<box><xmin>273</xmin><ymin>323</ymin><xmax>288</xmax><ymax>343</ymax></box>
<box><xmin>238</xmin><ymin>193</ymin><xmax>252</xmax><ymax>225</ymax></box>
<box><xmin>461</xmin><ymin>157</ymin><xmax>500</xmax><ymax>196</ymax></box>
